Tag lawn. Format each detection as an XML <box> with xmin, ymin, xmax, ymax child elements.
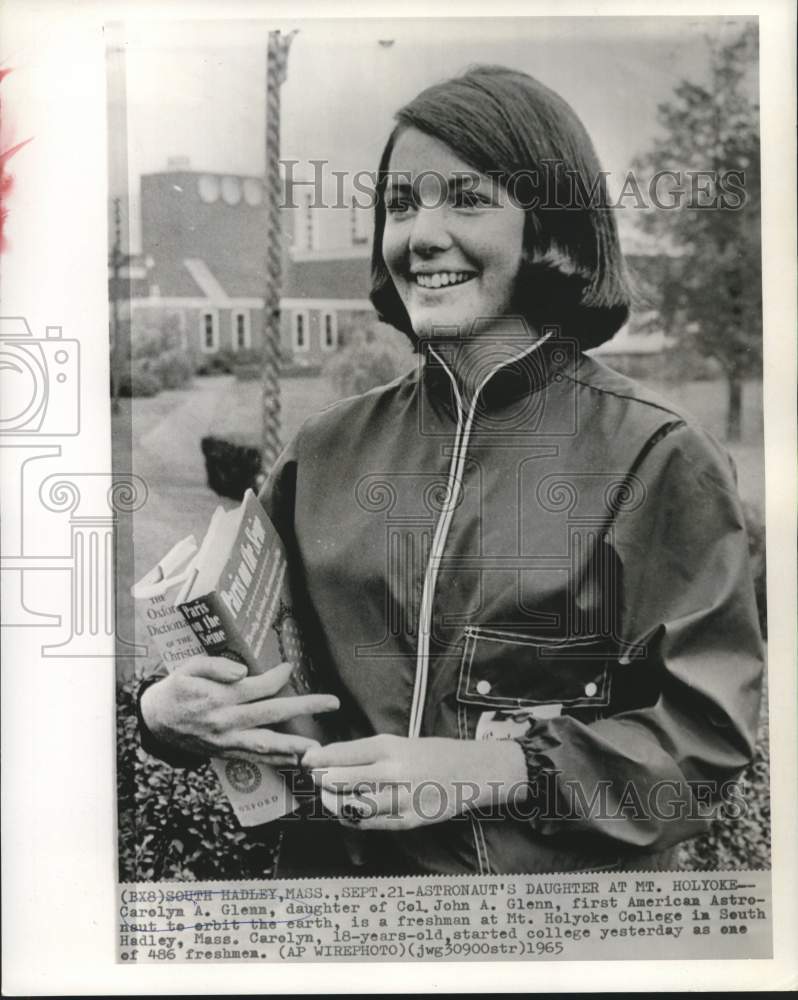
<box><xmin>210</xmin><ymin>373</ymin><xmax>337</xmax><ymax>446</ymax></box>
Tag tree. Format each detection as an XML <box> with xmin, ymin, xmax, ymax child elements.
<box><xmin>633</xmin><ymin>24</ymin><xmax>761</xmax><ymax>441</ymax></box>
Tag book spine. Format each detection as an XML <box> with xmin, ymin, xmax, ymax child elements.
<box><xmin>179</xmin><ymin>591</ymin><xmax>256</xmax><ymax>670</ymax></box>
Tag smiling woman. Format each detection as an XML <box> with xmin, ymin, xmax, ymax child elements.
<box><xmin>381</xmin><ymin>128</ymin><xmax>526</xmax><ymax>352</ymax></box>
<box><xmin>139</xmin><ymin>64</ymin><xmax>764</xmax><ymax>879</ymax></box>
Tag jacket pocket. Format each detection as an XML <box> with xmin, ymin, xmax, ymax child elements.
<box><xmin>457</xmin><ymin>626</ymin><xmax>613</xmax><ymax>711</ymax></box>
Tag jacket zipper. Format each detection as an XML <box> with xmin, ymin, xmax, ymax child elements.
<box><xmin>407</xmin><ymin>331</ymin><xmax>554</xmax><ymax>739</ymax></box>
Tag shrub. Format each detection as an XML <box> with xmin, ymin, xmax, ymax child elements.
<box><xmin>150</xmin><ymin>349</ymin><xmax>194</xmax><ymax>390</ymax></box>
<box><xmin>231</xmin><ymin>349</ymin><xmax>263</xmax><ymax>382</ymax></box>
<box><xmin>196</xmin><ymin>349</ymin><xmax>235</xmax><ymax>376</ymax></box>
<box><xmin>324</xmin><ymin>332</ymin><xmax>412</xmax><ymax>398</ymax></box>
<box><xmin>116</xmin><ymin>359</ymin><xmax>161</xmax><ymax>398</ymax></box>
<box><xmin>117</xmin><ymin>676</ymin><xmax>279</xmax><ymax>881</ymax></box>
<box><xmin>200</xmin><ymin>435</ymin><xmax>262</xmax><ymax>501</ymax></box>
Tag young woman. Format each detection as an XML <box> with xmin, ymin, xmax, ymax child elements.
<box><xmin>140</xmin><ymin>66</ymin><xmax>763</xmax><ymax>877</ymax></box>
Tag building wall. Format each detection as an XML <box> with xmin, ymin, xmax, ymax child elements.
<box><xmin>131</xmin><ymin>303</ymin><xmax>264</xmax><ymax>366</ymax></box>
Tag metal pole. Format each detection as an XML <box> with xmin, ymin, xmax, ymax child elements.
<box><xmin>261</xmin><ymin>29</ymin><xmax>297</xmax><ymax>469</ymax></box>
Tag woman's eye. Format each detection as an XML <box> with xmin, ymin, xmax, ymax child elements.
<box><xmin>385</xmin><ymin>197</ymin><xmax>414</xmax><ymax>215</ymax></box>
<box><xmin>451</xmin><ymin>189</ymin><xmax>488</xmax><ymax>209</ymax></box>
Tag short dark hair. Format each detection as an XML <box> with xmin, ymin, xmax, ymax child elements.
<box><xmin>370</xmin><ymin>65</ymin><xmax>631</xmax><ymax>351</ymax></box>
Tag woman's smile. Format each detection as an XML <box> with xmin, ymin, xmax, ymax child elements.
<box><xmin>383</xmin><ymin>127</ymin><xmax>526</xmax><ymax>339</ymax></box>
<box><xmin>412</xmin><ymin>270</ymin><xmax>477</xmax><ymax>289</ymax></box>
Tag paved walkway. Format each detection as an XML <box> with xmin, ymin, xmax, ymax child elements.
<box><xmin>131</xmin><ymin>376</ymin><xmax>237</xmax><ymax>586</ymax></box>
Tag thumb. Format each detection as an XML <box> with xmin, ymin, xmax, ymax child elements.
<box><xmin>181</xmin><ymin>655</ymin><xmax>247</xmax><ymax>683</ymax></box>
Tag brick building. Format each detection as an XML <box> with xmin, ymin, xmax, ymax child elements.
<box><xmin>126</xmin><ymin>167</ymin><xmax>387</xmax><ymax>368</ymax></box>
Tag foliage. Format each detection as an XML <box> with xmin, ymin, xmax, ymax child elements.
<box><xmin>117</xmin><ymin>676</ymin><xmax>279</xmax><ymax>882</ymax></box>
<box><xmin>200</xmin><ymin>434</ymin><xmax>262</xmax><ymax>501</ymax></box>
<box><xmin>196</xmin><ymin>349</ymin><xmax>235</xmax><ymax>376</ymax></box>
<box><xmin>633</xmin><ymin>24</ymin><xmax>761</xmax><ymax>439</ymax></box>
<box><xmin>230</xmin><ymin>347</ymin><xmax>262</xmax><ymax>366</ymax></box>
<box><xmin>324</xmin><ymin>330</ymin><xmax>412</xmax><ymax>398</ymax></box>
<box><xmin>116</xmin><ymin>360</ymin><xmax>162</xmax><ymax>398</ymax></box>
<box><xmin>117</xmin><ymin>315</ymin><xmax>193</xmax><ymax>395</ymax></box>
<box><xmin>150</xmin><ymin>349</ymin><xmax>194</xmax><ymax>390</ymax></box>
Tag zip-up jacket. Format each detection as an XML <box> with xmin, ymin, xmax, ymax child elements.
<box><xmin>139</xmin><ymin>334</ymin><xmax>763</xmax><ymax>877</ymax></box>
<box><xmin>261</xmin><ymin>335</ymin><xmax>763</xmax><ymax>876</ymax></box>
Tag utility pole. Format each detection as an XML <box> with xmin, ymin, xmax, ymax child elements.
<box><xmin>261</xmin><ymin>29</ymin><xmax>297</xmax><ymax>469</ymax></box>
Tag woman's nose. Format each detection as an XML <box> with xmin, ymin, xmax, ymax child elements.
<box><xmin>408</xmin><ymin>205</ymin><xmax>453</xmax><ymax>256</ymax></box>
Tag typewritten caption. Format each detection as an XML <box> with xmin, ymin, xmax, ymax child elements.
<box><xmin>118</xmin><ymin>870</ymin><xmax>771</xmax><ymax>962</ymax></box>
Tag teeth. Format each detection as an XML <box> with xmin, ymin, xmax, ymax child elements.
<box><xmin>415</xmin><ymin>272</ymin><xmax>473</xmax><ymax>289</ymax></box>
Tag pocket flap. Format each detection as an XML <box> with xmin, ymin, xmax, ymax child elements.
<box><xmin>458</xmin><ymin>627</ymin><xmax>613</xmax><ymax>709</ymax></box>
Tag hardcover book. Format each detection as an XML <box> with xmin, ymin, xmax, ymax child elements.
<box><xmin>132</xmin><ymin>489</ymin><xmax>324</xmax><ymax>826</ymax></box>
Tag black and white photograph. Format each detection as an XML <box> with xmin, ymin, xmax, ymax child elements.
<box><xmin>113</xmin><ymin>14</ymin><xmax>769</xmax><ymax>884</ymax></box>
<box><xmin>1</xmin><ymin>0</ymin><xmax>796</xmax><ymax>992</ymax></box>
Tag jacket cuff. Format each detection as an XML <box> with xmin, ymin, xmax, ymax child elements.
<box><xmin>136</xmin><ymin>675</ymin><xmax>206</xmax><ymax>770</ymax></box>
<box><xmin>515</xmin><ymin>723</ymin><xmax>559</xmax><ymax>803</ymax></box>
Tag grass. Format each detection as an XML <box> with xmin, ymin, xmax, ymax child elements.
<box><xmin>210</xmin><ymin>373</ymin><xmax>337</xmax><ymax>446</ymax></box>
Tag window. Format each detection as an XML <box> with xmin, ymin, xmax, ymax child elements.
<box><xmin>321</xmin><ymin>311</ymin><xmax>338</xmax><ymax>351</ymax></box>
<box><xmin>292</xmin><ymin>309</ymin><xmax>310</xmax><ymax>352</ymax></box>
<box><xmin>232</xmin><ymin>310</ymin><xmax>250</xmax><ymax>351</ymax></box>
<box><xmin>200</xmin><ymin>310</ymin><xmax>219</xmax><ymax>353</ymax></box>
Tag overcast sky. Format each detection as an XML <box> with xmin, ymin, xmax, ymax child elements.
<box><xmin>113</xmin><ymin>15</ymin><xmax>756</xmax><ymax>251</ymax></box>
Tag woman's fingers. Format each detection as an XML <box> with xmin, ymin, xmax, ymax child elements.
<box><xmin>308</xmin><ymin>765</ymin><xmax>388</xmax><ymax>792</ymax></box>
<box><xmin>234</xmin><ymin>662</ymin><xmax>295</xmax><ymax>701</ymax></box>
<box><xmin>227</xmin><ymin>693</ymin><xmax>340</xmax><ymax>730</ymax></box>
<box><xmin>179</xmin><ymin>655</ymin><xmax>247</xmax><ymax>684</ymax></box>
<box><xmin>302</xmin><ymin>735</ymin><xmax>390</xmax><ymax>769</ymax></box>
<box><xmin>216</xmin><ymin>728</ymin><xmax>320</xmax><ymax>758</ymax></box>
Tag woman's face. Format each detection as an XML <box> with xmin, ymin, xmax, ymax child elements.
<box><xmin>382</xmin><ymin>127</ymin><xmax>526</xmax><ymax>340</ymax></box>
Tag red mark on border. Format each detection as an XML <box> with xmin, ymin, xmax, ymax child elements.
<box><xmin>0</xmin><ymin>66</ymin><xmax>33</xmax><ymax>254</ymax></box>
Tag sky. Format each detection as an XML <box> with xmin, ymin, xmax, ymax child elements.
<box><xmin>112</xmin><ymin>15</ymin><xmax>756</xmax><ymax>251</ymax></box>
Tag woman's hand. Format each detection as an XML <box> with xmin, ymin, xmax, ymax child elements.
<box><xmin>302</xmin><ymin>734</ymin><xmax>529</xmax><ymax>830</ymax></box>
<box><xmin>140</xmin><ymin>657</ymin><xmax>340</xmax><ymax>766</ymax></box>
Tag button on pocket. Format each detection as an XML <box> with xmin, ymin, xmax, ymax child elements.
<box><xmin>458</xmin><ymin>626</ymin><xmax>613</xmax><ymax>710</ymax></box>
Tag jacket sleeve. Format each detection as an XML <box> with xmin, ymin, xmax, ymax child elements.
<box><xmin>517</xmin><ymin>422</ymin><xmax>765</xmax><ymax>852</ymax></box>
<box><xmin>136</xmin><ymin>437</ymin><xmax>302</xmax><ymax>769</ymax></box>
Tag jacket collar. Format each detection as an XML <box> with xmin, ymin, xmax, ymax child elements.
<box><xmin>419</xmin><ymin>324</ymin><xmax>579</xmax><ymax>414</ymax></box>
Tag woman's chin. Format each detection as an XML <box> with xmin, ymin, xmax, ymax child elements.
<box><xmin>410</xmin><ymin>314</ymin><xmax>471</xmax><ymax>340</ymax></box>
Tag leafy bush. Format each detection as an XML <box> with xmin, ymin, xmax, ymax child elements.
<box><xmin>117</xmin><ymin>676</ymin><xmax>279</xmax><ymax>881</ymax></box>
<box><xmin>150</xmin><ymin>349</ymin><xmax>194</xmax><ymax>390</ymax></box>
<box><xmin>200</xmin><ymin>434</ymin><xmax>262</xmax><ymax>501</ymax></box>
<box><xmin>116</xmin><ymin>359</ymin><xmax>162</xmax><ymax>398</ymax></box>
<box><xmin>196</xmin><ymin>349</ymin><xmax>235</xmax><ymax>376</ymax></box>
<box><xmin>324</xmin><ymin>332</ymin><xmax>412</xmax><ymax>398</ymax></box>
<box><xmin>231</xmin><ymin>348</ymin><xmax>262</xmax><ymax>366</ymax></box>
